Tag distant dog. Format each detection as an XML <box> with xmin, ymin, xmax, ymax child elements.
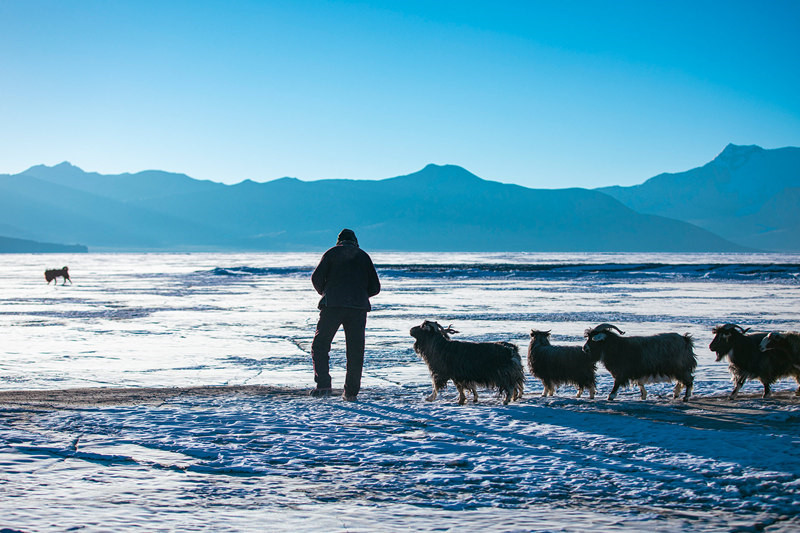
<box><xmin>45</xmin><ymin>266</ymin><xmax>71</xmax><ymax>285</ymax></box>
<box><xmin>410</xmin><ymin>320</ymin><xmax>525</xmax><ymax>405</ymax></box>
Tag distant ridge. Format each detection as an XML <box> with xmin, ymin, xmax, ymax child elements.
<box><xmin>599</xmin><ymin>144</ymin><xmax>800</xmax><ymax>251</ymax></box>
<box><xmin>0</xmin><ymin>235</ymin><xmax>88</xmax><ymax>253</ymax></box>
<box><xmin>2</xmin><ymin>150</ymin><xmax>791</xmax><ymax>252</ymax></box>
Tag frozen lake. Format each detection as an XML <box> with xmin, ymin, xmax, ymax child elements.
<box><xmin>1</xmin><ymin>252</ymin><xmax>799</xmax><ymax>531</ymax></box>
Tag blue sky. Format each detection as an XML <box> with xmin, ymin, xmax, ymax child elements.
<box><xmin>1</xmin><ymin>0</ymin><xmax>798</xmax><ymax>188</ymax></box>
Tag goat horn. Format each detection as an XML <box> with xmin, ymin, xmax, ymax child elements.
<box><xmin>593</xmin><ymin>323</ymin><xmax>625</xmax><ymax>336</ymax></box>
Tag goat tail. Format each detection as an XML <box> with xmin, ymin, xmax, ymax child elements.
<box><xmin>498</xmin><ymin>341</ymin><xmax>521</xmax><ymax>358</ymax></box>
<box><xmin>507</xmin><ymin>357</ymin><xmax>526</xmax><ymax>400</ymax></box>
<box><xmin>683</xmin><ymin>333</ymin><xmax>695</xmax><ymax>350</ymax></box>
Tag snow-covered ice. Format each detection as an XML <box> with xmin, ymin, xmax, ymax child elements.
<box><xmin>1</xmin><ymin>252</ymin><xmax>799</xmax><ymax>531</ymax></box>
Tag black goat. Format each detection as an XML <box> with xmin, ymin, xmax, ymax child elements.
<box><xmin>410</xmin><ymin>320</ymin><xmax>524</xmax><ymax>405</ymax></box>
<box><xmin>710</xmin><ymin>324</ymin><xmax>799</xmax><ymax>398</ymax></box>
<box><xmin>583</xmin><ymin>323</ymin><xmax>696</xmax><ymax>401</ymax></box>
<box><xmin>528</xmin><ymin>329</ymin><xmax>600</xmax><ymax>398</ymax></box>
<box><xmin>761</xmin><ymin>331</ymin><xmax>800</xmax><ymax>372</ymax></box>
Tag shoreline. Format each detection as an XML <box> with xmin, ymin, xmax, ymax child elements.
<box><xmin>1</xmin><ymin>384</ymin><xmax>797</xmax><ymax>410</ymax></box>
<box><xmin>0</xmin><ymin>384</ymin><xmax>320</xmax><ymax>409</ymax></box>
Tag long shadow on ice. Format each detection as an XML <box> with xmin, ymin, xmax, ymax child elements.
<box><xmin>345</xmin><ymin>387</ymin><xmax>800</xmax><ymax>474</ymax></box>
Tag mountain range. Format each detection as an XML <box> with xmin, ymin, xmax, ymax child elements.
<box><xmin>0</xmin><ymin>235</ymin><xmax>87</xmax><ymax>254</ymax></box>
<box><xmin>599</xmin><ymin>144</ymin><xmax>800</xmax><ymax>252</ymax></box>
<box><xmin>1</xmin><ymin>144</ymin><xmax>797</xmax><ymax>252</ymax></box>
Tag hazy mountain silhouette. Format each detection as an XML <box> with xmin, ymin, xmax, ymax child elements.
<box><xmin>0</xmin><ymin>235</ymin><xmax>87</xmax><ymax>253</ymax></box>
<box><xmin>0</xmin><ymin>159</ymin><xmax>757</xmax><ymax>252</ymax></box>
<box><xmin>22</xmin><ymin>162</ymin><xmax>225</xmax><ymax>201</ymax></box>
<box><xmin>130</xmin><ymin>163</ymin><xmax>744</xmax><ymax>251</ymax></box>
<box><xmin>0</xmin><ymin>165</ymin><xmax>230</xmax><ymax>249</ymax></box>
<box><xmin>599</xmin><ymin>144</ymin><xmax>800</xmax><ymax>251</ymax></box>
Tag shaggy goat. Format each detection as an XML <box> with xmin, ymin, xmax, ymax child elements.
<box><xmin>761</xmin><ymin>331</ymin><xmax>800</xmax><ymax>373</ymax></box>
<box><xmin>528</xmin><ymin>329</ymin><xmax>600</xmax><ymax>398</ymax></box>
<box><xmin>583</xmin><ymin>323</ymin><xmax>697</xmax><ymax>401</ymax></box>
<box><xmin>710</xmin><ymin>324</ymin><xmax>799</xmax><ymax>398</ymax></box>
<box><xmin>410</xmin><ymin>320</ymin><xmax>524</xmax><ymax>405</ymax></box>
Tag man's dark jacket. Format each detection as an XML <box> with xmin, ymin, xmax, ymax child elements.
<box><xmin>311</xmin><ymin>242</ymin><xmax>380</xmax><ymax>311</ymax></box>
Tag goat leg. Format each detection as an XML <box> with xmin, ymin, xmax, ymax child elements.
<box><xmin>502</xmin><ymin>388</ymin><xmax>512</xmax><ymax>405</ymax></box>
<box><xmin>730</xmin><ymin>377</ymin><xmax>746</xmax><ymax>400</ymax></box>
<box><xmin>682</xmin><ymin>382</ymin><xmax>693</xmax><ymax>402</ymax></box>
<box><xmin>513</xmin><ymin>385</ymin><xmax>522</xmax><ymax>401</ymax></box>
<box><xmin>673</xmin><ymin>382</ymin><xmax>683</xmax><ymax>399</ymax></box>
<box><xmin>426</xmin><ymin>376</ymin><xmax>438</xmax><ymax>402</ymax></box>
<box><xmin>456</xmin><ymin>383</ymin><xmax>467</xmax><ymax>405</ymax></box>
<box><xmin>607</xmin><ymin>381</ymin><xmax>621</xmax><ymax>401</ymax></box>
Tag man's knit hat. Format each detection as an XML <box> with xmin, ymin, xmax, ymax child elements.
<box><xmin>337</xmin><ymin>228</ymin><xmax>358</xmax><ymax>245</ymax></box>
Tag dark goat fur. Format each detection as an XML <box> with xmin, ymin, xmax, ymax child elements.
<box><xmin>761</xmin><ymin>331</ymin><xmax>800</xmax><ymax>373</ymax></box>
<box><xmin>528</xmin><ymin>330</ymin><xmax>600</xmax><ymax>398</ymax></box>
<box><xmin>583</xmin><ymin>323</ymin><xmax>697</xmax><ymax>401</ymax></box>
<box><xmin>44</xmin><ymin>266</ymin><xmax>71</xmax><ymax>285</ymax></box>
<box><xmin>710</xmin><ymin>324</ymin><xmax>800</xmax><ymax>398</ymax></box>
<box><xmin>410</xmin><ymin>320</ymin><xmax>524</xmax><ymax>405</ymax></box>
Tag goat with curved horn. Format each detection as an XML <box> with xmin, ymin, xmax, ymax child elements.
<box><xmin>584</xmin><ymin>323</ymin><xmax>696</xmax><ymax>401</ymax></box>
<box><xmin>711</xmin><ymin>323</ymin><xmax>798</xmax><ymax>398</ymax></box>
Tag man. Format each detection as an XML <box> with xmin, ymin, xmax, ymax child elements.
<box><xmin>310</xmin><ymin>228</ymin><xmax>380</xmax><ymax>401</ymax></box>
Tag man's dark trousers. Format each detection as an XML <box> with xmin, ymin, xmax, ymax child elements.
<box><xmin>311</xmin><ymin>306</ymin><xmax>367</xmax><ymax>397</ymax></box>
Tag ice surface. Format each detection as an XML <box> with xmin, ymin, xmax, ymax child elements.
<box><xmin>1</xmin><ymin>252</ymin><xmax>799</xmax><ymax>531</ymax></box>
